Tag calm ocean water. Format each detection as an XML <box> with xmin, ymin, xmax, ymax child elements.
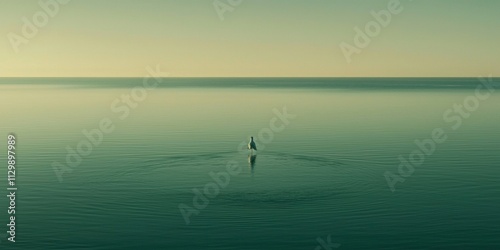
<box><xmin>1</xmin><ymin>78</ymin><xmax>499</xmax><ymax>250</ymax></box>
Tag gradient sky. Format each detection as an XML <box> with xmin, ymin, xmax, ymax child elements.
<box><xmin>1</xmin><ymin>0</ymin><xmax>499</xmax><ymax>77</ymax></box>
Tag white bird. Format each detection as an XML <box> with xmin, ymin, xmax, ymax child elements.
<box><xmin>248</xmin><ymin>136</ymin><xmax>257</xmax><ymax>153</ymax></box>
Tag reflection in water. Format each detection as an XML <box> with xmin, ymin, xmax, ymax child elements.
<box><xmin>248</xmin><ymin>154</ymin><xmax>257</xmax><ymax>174</ymax></box>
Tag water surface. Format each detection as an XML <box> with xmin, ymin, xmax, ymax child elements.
<box><xmin>0</xmin><ymin>78</ymin><xmax>499</xmax><ymax>250</ymax></box>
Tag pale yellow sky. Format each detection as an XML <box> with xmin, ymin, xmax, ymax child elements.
<box><xmin>1</xmin><ymin>0</ymin><xmax>499</xmax><ymax>77</ymax></box>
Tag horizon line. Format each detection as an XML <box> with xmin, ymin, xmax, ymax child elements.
<box><xmin>0</xmin><ymin>76</ymin><xmax>497</xmax><ymax>79</ymax></box>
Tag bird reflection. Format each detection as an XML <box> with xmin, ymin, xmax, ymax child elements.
<box><xmin>248</xmin><ymin>154</ymin><xmax>257</xmax><ymax>174</ymax></box>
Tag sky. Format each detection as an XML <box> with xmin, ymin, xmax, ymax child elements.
<box><xmin>0</xmin><ymin>0</ymin><xmax>499</xmax><ymax>77</ymax></box>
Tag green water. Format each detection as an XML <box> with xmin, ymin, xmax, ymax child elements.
<box><xmin>0</xmin><ymin>78</ymin><xmax>499</xmax><ymax>249</ymax></box>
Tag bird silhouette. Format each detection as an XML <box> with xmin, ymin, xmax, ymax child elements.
<box><xmin>248</xmin><ymin>136</ymin><xmax>257</xmax><ymax>154</ymax></box>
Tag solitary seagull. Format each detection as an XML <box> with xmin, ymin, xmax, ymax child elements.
<box><xmin>248</xmin><ymin>136</ymin><xmax>257</xmax><ymax>154</ymax></box>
